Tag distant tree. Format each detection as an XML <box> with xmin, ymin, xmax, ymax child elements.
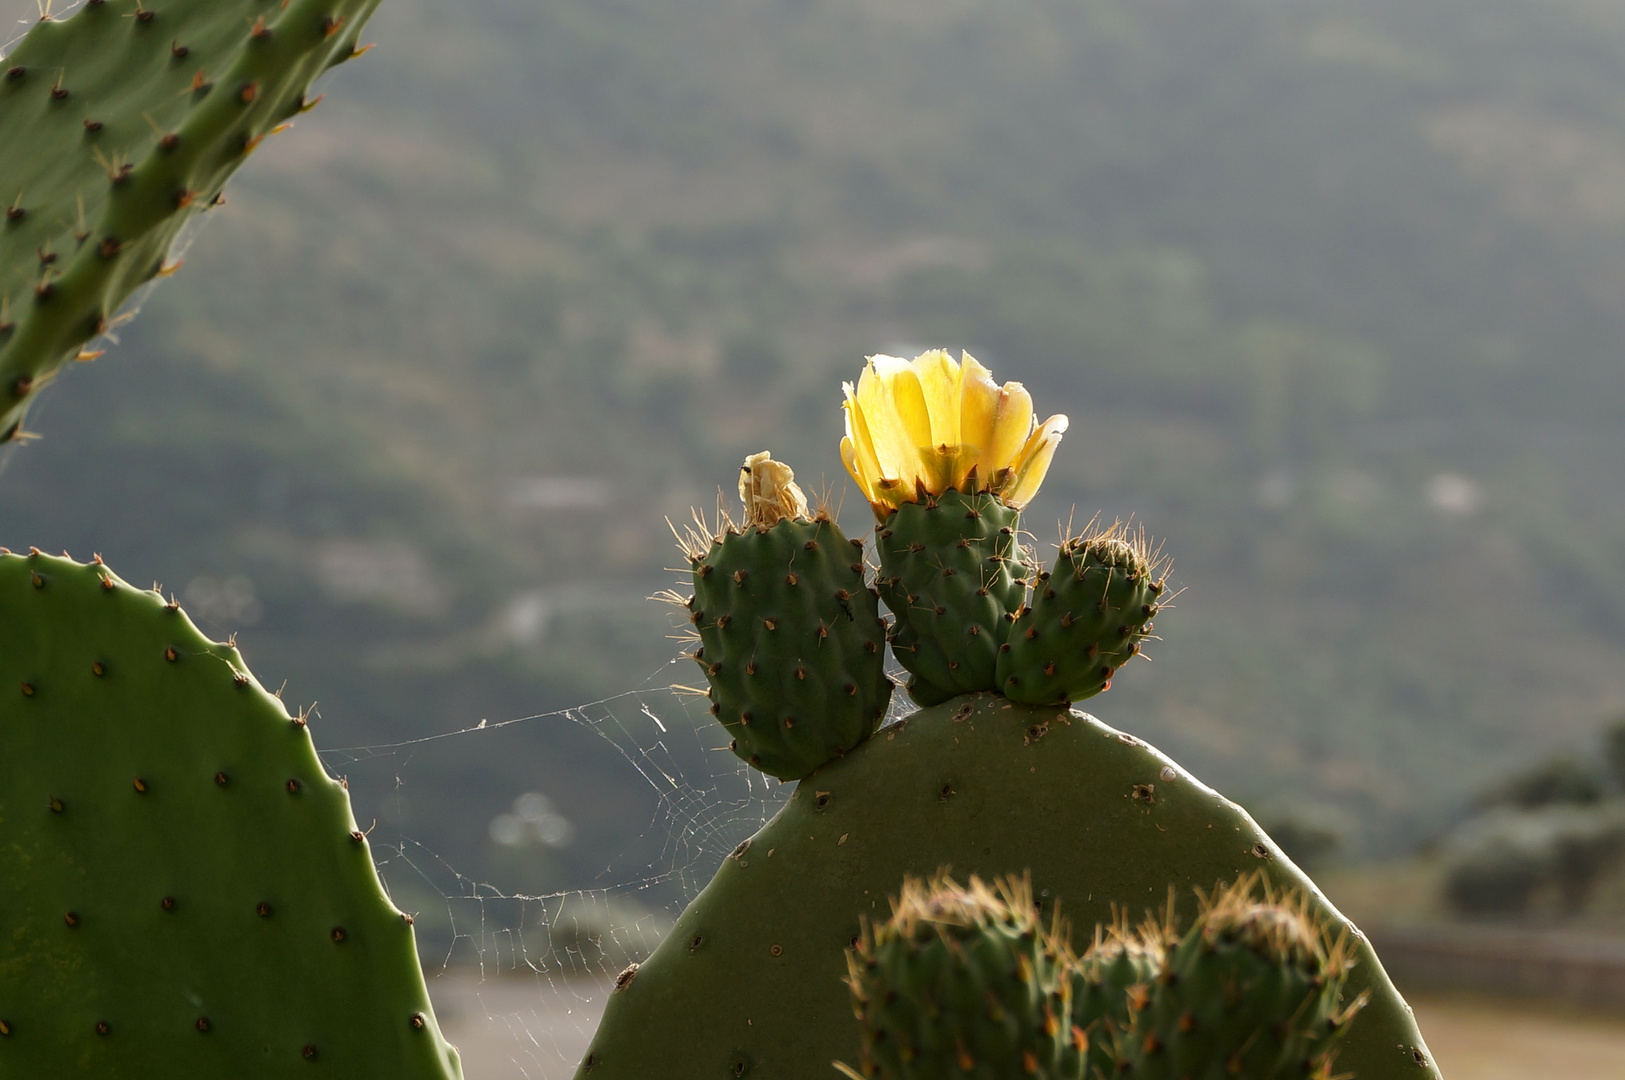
<box><xmin>1604</xmin><ymin>718</ymin><xmax>1625</xmax><ymax>793</ymax></box>
<box><xmin>1473</xmin><ymin>756</ymin><xmax>1603</xmax><ymax>811</ymax></box>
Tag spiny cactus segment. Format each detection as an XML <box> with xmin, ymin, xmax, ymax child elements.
<box><xmin>999</xmin><ymin>520</ymin><xmax>1168</xmax><ymax>706</ymax></box>
<box><xmin>1068</xmin><ymin>908</ymin><xmax>1170</xmax><ymax>1079</ymax></box>
<box><xmin>0</xmin><ymin>550</ymin><xmax>462</xmax><ymax>1079</ymax></box>
<box><xmin>0</xmin><ymin>0</ymin><xmax>382</xmax><ymax>443</ymax></box>
<box><xmin>874</xmin><ymin>490</ymin><xmax>1033</xmax><ymax>707</ymax></box>
<box><xmin>673</xmin><ymin>452</ymin><xmax>891</xmax><ymax>780</ymax></box>
<box><xmin>843</xmin><ymin>872</ymin><xmax>1363</xmax><ymax>1080</ymax></box>
<box><xmin>1115</xmin><ymin>874</ymin><xmax>1367</xmax><ymax>1080</ymax></box>
<box><xmin>841</xmin><ymin>872</ymin><xmax>1080</xmax><ymax>1080</ymax></box>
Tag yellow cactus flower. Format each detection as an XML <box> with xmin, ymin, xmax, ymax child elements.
<box><xmin>840</xmin><ymin>350</ymin><xmax>1068</xmax><ymax>519</ymax></box>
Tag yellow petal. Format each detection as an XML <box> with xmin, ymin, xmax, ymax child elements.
<box><xmin>958</xmin><ymin>353</ymin><xmax>998</xmax><ymax>488</ymax></box>
<box><xmin>1003</xmin><ymin>414</ymin><xmax>1068</xmax><ymax>508</ymax></box>
<box><xmin>840</xmin><ymin>436</ymin><xmax>872</xmax><ymax>502</ymax></box>
<box><xmin>911</xmin><ymin>349</ymin><xmax>963</xmax><ymax>449</ymax></box>
<box><xmin>887</xmin><ymin>365</ymin><xmax>933</xmax><ymax>459</ymax></box>
<box><xmin>857</xmin><ymin>357</ymin><xmax>920</xmax><ymax>483</ymax></box>
<box><xmin>982</xmin><ymin>382</ymin><xmax>1034</xmax><ymax>491</ymax></box>
<box><xmin>843</xmin><ymin>381</ymin><xmax>886</xmax><ymax>493</ymax></box>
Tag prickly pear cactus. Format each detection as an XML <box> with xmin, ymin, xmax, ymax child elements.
<box><xmin>0</xmin><ymin>0</ymin><xmax>381</xmax><ymax>443</ymax></box>
<box><xmin>581</xmin><ymin>351</ymin><xmax>1439</xmax><ymax>1079</ymax></box>
<box><xmin>576</xmin><ymin>695</ymin><xmax>1439</xmax><ymax>1080</ymax></box>
<box><xmin>679</xmin><ymin>453</ymin><xmax>891</xmax><ymax>780</ymax></box>
<box><xmin>841</xmin><ymin>873</ymin><xmax>1080</xmax><ymax>1080</ymax></box>
<box><xmin>999</xmin><ymin>523</ymin><xmax>1166</xmax><ymax>706</ymax></box>
<box><xmin>0</xmin><ymin>550</ymin><xmax>462</xmax><ymax>1079</ymax></box>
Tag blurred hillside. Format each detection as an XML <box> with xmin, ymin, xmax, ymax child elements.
<box><xmin>7</xmin><ymin>0</ymin><xmax>1625</xmax><ymax>896</ymax></box>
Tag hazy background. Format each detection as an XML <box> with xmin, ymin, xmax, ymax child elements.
<box><xmin>7</xmin><ymin>0</ymin><xmax>1625</xmax><ymax>935</ymax></box>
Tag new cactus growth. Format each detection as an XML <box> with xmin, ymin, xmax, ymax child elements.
<box><xmin>0</xmin><ymin>550</ymin><xmax>462</xmax><ymax>1079</ymax></box>
<box><xmin>679</xmin><ymin>452</ymin><xmax>892</xmax><ymax>780</ymax></box>
<box><xmin>844</xmin><ymin>872</ymin><xmax>1363</xmax><ymax>1080</ymax></box>
<box><xmin>0</xmin><ymin>0</ymin><xmax>381</xmax><ymax>443</ymax></box>
<box><xmin>841</xmin><ymin>873</ymin><xmax>1080</xmax><ymax>1080</ymax></box>
<box><xmin>1069</xmin><ymin>910</ymin><xmax>1168</xmax><ymax>1079</ymax></box>
<box><xmin>1117</xmin><ymin>875</ymin><xmax>1365</xmax><ymax>1080</ymax></box>
<box><xmin>999</xmin><ymin>523</ymin><xmax>1166</xmax><ymax>706</ymax></box>
<box><xmin>874</xmin><ymin>491</ymin><xmax>1029</xmax><ymax>706</ymax></box>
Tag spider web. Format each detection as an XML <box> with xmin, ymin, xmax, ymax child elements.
<box><xmin>317</xmin><ymin>661</ymin><xmax>916</xmax><ymax>1080</ymax></box>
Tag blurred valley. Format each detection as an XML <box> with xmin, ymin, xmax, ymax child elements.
<box><xmin>7</xmin><ymin>0</ymin><xmax>1625</xmax><ymax>925</ymax></box>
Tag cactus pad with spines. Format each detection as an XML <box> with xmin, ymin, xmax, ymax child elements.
<box><xmin>575</xmin><ymin>693</ymin><xmax>1439</xmax><ymax>1080</ymax></box>
<box><xmin>0</xmin><ymin>550</ymin><xmax>462</xmax><ymax>1079</ymax></box>
<box><xmin>1119</xmin><ymin>875</ymin><xmax>1364</xmax><ymax>1080</ymax></box>
<box><xmin>0</xmin><ymin>0</ymin><xmax>381</xmax><ymax>443</ymax></box>
<box><xmin>875</xmin><ymin>490</ymin><xmax>1029</xmax><ymax>705</ymax></box>
<box><xmin>690</xmin><ymin>516</ymin><xmax>891</xmax><ymax>780</ymax></box>
<box><xmin>843</xmin><ymin>872</ymin><xmax>1080</xmax><ymax>1080</ymax></box>
<box><xmin>998</xmin><ymin>526</ymin><xmax>1165</xmax><ymax>705</ymax></box>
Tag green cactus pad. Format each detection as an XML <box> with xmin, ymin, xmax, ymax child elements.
<box><xmin>690</xmin><ymin>517</ymin><xmax>891</xmax><ymax>780</ymax></box>
<box><xmin>576</xmin><ymin>694</ymin><xmax>1439</xmax><ymax>1080</ymax></box>
<box><xmin>875</xmin><ymin>490</ymin><xmax>1029</xmax><ymax>705</ymax></box>
<box><xmin>0</xmin><ymin>550</ymin><xmax>461</xmax><ymax>1079</ymax></box>
<box><xmin>1119</xmin><ymin>878</ymin><xmax>1361</xmax><ymax>1079</ymax></box>
<box><xmin>998</xmin><ymin>528</ymin><xmax>1165</xmax><ymax>706</ymax></box>
<box><xmin>0</xmin><ymin>0</ymin><xmax>381</xmax><ymax>443</ymax></box>
<box><xmin>843</xmin><ymin>873</ymin><xmax>1079</xmax><ymax>1080</ymax></box>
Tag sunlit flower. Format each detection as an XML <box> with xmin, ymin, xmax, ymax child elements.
<box><xmin>840</xmin><ymin>350</ymin><xmax>1067</xmax><ymax>519</ymax></box>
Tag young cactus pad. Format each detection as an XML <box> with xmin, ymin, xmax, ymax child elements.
<box><xmin>842</xmin><ymin>873</ymin><xmax>1079</xmax><ymax>1080</ymax></box>
<box><xmin>998</xmin><ymin>522</ymin><xmax>1166</xmax><ymax>706</ymax></box>
<box><xmin>576</xmin><ymin>694</ymin><xmax>1439</xmax><ymax>1080</ymax></box>
<box><xmin>1069</xmin><ymin>912</ymin><xmax>1168</xmax><ymax>1079</ymax></box>
<box><xmin>679</xmin><ymin>453</ymin><xmax>891</xmax><ymax>780</ymax></box>
<box><xmin>0</xmin><ymin>0</ymin><xmax>381</xmax><ymax>442</ymax></box>
<box><xmin>0</xmin><ymin>551</ymin><xmax>462</xmax><ymax>1079</ymax></box>
<box><xmin>1117</xmin><ymin>875</ymin><xmax>1365</xmax><ymax>1080</ymax></box>
<box><xmin>875</xmin><ymin>489</ymin><xmax>1030</xmax><ymax>706</ymax></box>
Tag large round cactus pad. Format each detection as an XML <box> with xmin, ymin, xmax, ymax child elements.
<box><xmin>580</xmin><ymin>693</ymin><xmax>1440</xmax><ymax>1079</ymax></box>
<box><xmin>0</xmin><ymin>551</ymin><xmax>462</xmax><ymax>1079</ymax></box>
